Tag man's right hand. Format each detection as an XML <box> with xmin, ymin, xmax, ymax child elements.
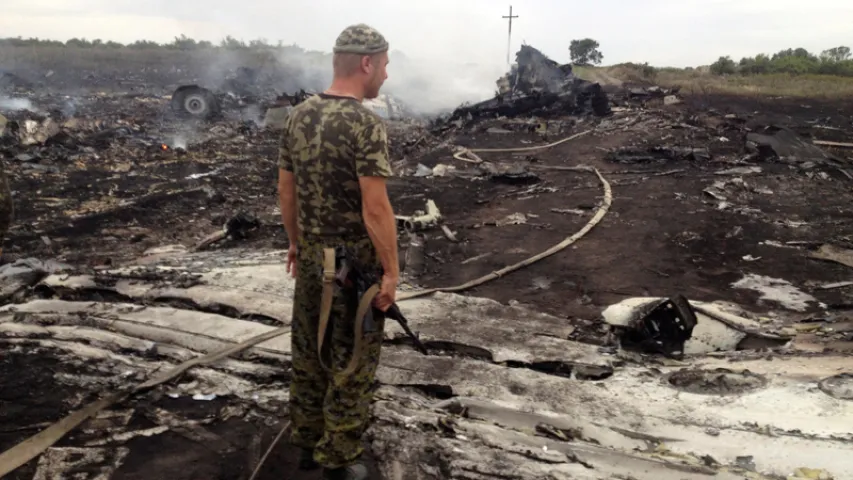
<box><xmin>374</xmin><ymin>274</ymin><xmax>397</xmax><ymax>312</ymax></box>
<box><xmin>285</xmin><ymin>244</ymin><xmax>298</xmax><ymax>278</ymax></box>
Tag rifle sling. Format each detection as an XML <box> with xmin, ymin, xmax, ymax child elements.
<box><xmin>317</xmin><ymin>247</ymin><xmax>380</xmax><ymax>380</ymax></box>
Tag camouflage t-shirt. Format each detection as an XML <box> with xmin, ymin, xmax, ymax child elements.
<box><xmin>278</xmin><ymin>93</ymin><xmax>392</xmax><ymax>238</ymax></box>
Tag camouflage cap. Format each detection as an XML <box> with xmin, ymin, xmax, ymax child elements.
<box><xmin>333</xmin><ymin>24</ymin><xmax>389</xmax><ymax>55</ymax></box>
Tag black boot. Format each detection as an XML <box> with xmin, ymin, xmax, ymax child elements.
<box><xmin>322</xmin><ymin>462</ymin><xmax>368</xmax><ymax>480</ymax></box>
<box><xmin>298</xmin><ymin>449</ymin><xmax>320</xmax><ymax>470</ymax></box>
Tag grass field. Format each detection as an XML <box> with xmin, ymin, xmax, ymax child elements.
<box><xmin>574</xmin><ymin>64</ymin><xmax>853</xmax><ymax>98</ymax></box>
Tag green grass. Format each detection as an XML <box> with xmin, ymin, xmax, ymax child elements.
<box><xmin>575</xmin><ymin>64</ymin><xmax>853</xmax><ymax>98</ymax></box>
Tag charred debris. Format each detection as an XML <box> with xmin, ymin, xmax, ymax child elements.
<box><xmin>167</xmin><ymin>44</ymin><xmax>613</xmax><ymax>129</ymax></box>
<box><xmin>432</xmin><ymin>45</ymin><xmax>611</xmax><ymax>132</ymax></box>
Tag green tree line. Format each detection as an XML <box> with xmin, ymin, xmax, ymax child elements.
<box><xmin>0</xmin><ymin>34</ymin><xmax>302</xmax><ymax>51</ymax></box>
<box><xmin>710</xmin><ymin>46</ymin><xmax>853</xmax><ymax>77</ymax></box>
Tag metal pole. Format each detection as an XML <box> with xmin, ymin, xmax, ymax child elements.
<box><xmin>502</xmin><ymin>5</ymin><xmax>518</xmax><ymax>65</ymax></box>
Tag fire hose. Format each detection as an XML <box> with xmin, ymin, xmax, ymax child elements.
<box><xmin>399</xmin><ymin>128</ymin><xmax>611</xmax><ymax>301</ymax></box>
<box><xmin>0</xmin><ymin>129</ymin><xmax>611</xmax><ymax>477</ymax></box>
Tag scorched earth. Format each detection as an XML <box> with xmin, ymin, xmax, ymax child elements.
<box><xmin>0</xmin><ymin>45</ymin><xmax>852</xmax><ymax>480</ymax></box>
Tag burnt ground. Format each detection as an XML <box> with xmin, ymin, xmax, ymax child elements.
<box><xmin>5</xmin><ymin>92</ymin><xmax>853</xmax><ymax>325</ymax></box>
<box><xmin>0</xmin><ymin>345</ymin><xmax>382</xmax><ymax>480</ymax></box>
<box><xmin>3</xmin><ymin>81</ymin><xmax>853</xmax><ymax>478</ymax></box>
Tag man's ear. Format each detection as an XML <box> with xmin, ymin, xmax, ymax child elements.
<box><xmin>361</xmin><ymin>55</ymin><xmax>372</xmax><ymax>74</ymax></box>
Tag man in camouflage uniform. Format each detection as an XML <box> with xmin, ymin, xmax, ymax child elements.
<box><xmin>277</xmin><ymin>24</ymin><xmax>398</xmax><ymax>480</ymax></box>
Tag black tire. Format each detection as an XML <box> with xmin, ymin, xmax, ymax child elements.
<box><xmin>170</xmin><ymin>85</ymin><xmax>220</xmax><ymax>119</ymax></box>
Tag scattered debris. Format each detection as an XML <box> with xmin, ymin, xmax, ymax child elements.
<box><xmin>666</xmin><ymin>368</ymin><xmax>767</xmax><ymax>396</ymax></box>
<box><xmin>496</xmin><ymin>212</ymin><xmax>529</xmax><ymax>226</ymax></box>
<box><xmin>171</xmin><ymin>85</ymin><xmax>221</xmax><ymax>119</ymax></box>
<box><xmin>663</xmin><ymin>95</ymin><xmax>682</xmax><ymax>106</ymax></box>
<box><xmin>461</xmin><ymin>252</ymin><xmax>492</xmax><ymax>265</ymax></box>
<box><xmin>813</xmin><ymin>140</ymin><xmax>853</xmax><ymax>149</ymax></box>
<box><xmin>627</xmin><ymin>85</ymin><xmax>681</xmax><ymax>100</ymax></box>
<box><xmin>818</xmin><ymin>374</ymin><xmax>853</xmax><ymax>401</ymax></box>
<box><xmin>731</xmin><ymin>274</ymin><xmax>819</xmax><ymax>312</ymax></box>
<box><xmin>0</xmin><ymin>258</ymin><xmax>71</xmax><ymax>300</ymax></box>
<box><xmin>606</xmin><ymin>146</ymin><xmax>711</xmax><ymax>164</ymax></box>
<box><xmin>817</xmin><ymin>281</ymin><xmax>853</xmax><ymax>290</ymax></box>
<box><xmin>396</xmin><ymin>199</ymin><xmax>442</xmax><ymax>232</ymax></box>
<box><xmin>435</xmin><ymin>45</ymin><xmax>610</xmax><ymax>129</ymax></box>
<box><xmin>715</xmin><ymin>166</ymin><xmax>762</xmax><ymax>175</ymax></box>
<box><xmin>194</xmin><ymin>211</ymin><xmax>260</xmax><ymax>251</ymax></box>
<box><xmin>747</xmin><ymin>125</ymin><xmax>842</xmax><ymax>167</ymax></box>
<box><xmin>440</xmin><ymin>224</ymin><xmax>458</xmax><ymax>242</ymax></box>
<box><xmin>603</xmin><ymin>296</ymin><xmax>792</xmax><ymax>354</ymax></box>
<box><xmin>809</xmin><ymin>244</ymin><xmax>853</xmax><ymax>269</ymax></box>
<box><xmin>792</xmin><ymin>467</ymin><xmax>835</xmax><ymax>479</ymax></box>
<box><xmin>488</xmin><ymin>165</ymin><xmax>540</xmax><ymax>185</ymax></box>
<box><xmin>551</xmin><ymin>208</ymin><xmax>586</xmax><ymax>215</ymax></box>
<box><xmin>605</xmin><ymin>295</ymin><xmax>698</xmax><ymax>358</ymax></box>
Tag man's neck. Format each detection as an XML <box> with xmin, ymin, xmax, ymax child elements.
<box><xmin>324</xmin><ymin>79</ymin><xmax>364</xmax><ymax>102</ymax></box>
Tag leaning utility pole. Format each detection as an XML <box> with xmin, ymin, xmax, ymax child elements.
<box><xmin>502</xmin><ymin>5</ymin><xmax>518</xmax><ymax>65</ymax></box>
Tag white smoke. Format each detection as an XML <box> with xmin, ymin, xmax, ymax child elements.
<box><xmin>0</xmin><ymin>96</ymin><xmax>38</xmax><ymax>113</ymax></box>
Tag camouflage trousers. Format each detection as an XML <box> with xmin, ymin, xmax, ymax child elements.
<box><xmin>289</xmin><ymin>235</ymin><xmax>386</xmax><ymax>469</ymax></box>
<box><xmin>0</xmin><ymin>169</ymin><xmax>13</xmax><ymax>250</ymax></box>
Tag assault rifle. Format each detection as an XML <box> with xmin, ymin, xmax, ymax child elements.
<box><xmin>333</xmin><ymin>247</ymin><xmax>428</xmax><ymax>355</ymax></box>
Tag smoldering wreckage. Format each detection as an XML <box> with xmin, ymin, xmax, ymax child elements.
<box><xmin>1</xmin><ymin>44</ymin><xmax>853</xmax><ymax>480</ymax></box>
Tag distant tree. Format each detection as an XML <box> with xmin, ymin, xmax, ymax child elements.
<box><xmin>168</xmin><ymin>34</ymin><xmax>198</xmax><ymax>50</ymax></box>
<box><xmin>249</xmin><ymin>38</ymin><xmax>271</xmax><ymax>49</ymax></box>
<box><xmin>128</xmin><ymin>40</ymin><xmax>161</xmax><ymax>49</ymax></box>
<box><xmin>821</xmin><ymin>46</ymin><xmax>852</xmax><ymax>62</ymax></box>
<box><xmin>710</xmin><ymin>56</ymin><xmax>737</xmax><ymax>75</ymax></box>
<box><xmin>569</xmin><ymin>38</ymin><xmax>603</xmax><ymax>66</ymax></box>
<box><xmin>220</xmin><ymin>35</ymin><xmax>246</xmax><ymax>49</ymax></box>
<box><xmin>65</xmin><ymin>38</ymin><xmax>92</xmax><ymax>48</ymax></box>
<box><xmin>771</xmin><ymin>47</ymin><xmax>815</xmax><ymax>61</ymax></box>
<box><xmin>739</xmin><ymin>53</ymin><xmax>771</xmax><ymax>74</ymax></box>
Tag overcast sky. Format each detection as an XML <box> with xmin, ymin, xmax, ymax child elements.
<box><xmin>2</xmin><ymin>0</ymin><xmax>852</xmax><ymax>70</ymax></box>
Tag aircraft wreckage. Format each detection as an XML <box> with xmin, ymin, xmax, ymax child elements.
<box><xmin>170</xmin><ymin>45</ymin><xmax>609</xmax><ymax>127</ymax></box>
<box><xmin>0</xmin><ymin>247</ymin><xmax>851</xmax><ymax>479</ymax></box>
<box><xmin>170</xmin><ymin>65</ymin><xmax>415</xmax><ymax>124</ymax></box>
<box><xmin>435</xmin><ymin>45</ymin><xmax>611</xmax><ymax>128</ymax></box>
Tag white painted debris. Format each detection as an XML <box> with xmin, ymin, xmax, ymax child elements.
<box><xmin>715</xmin><ymin>166</ymin><xmax>762</xmax><ymax>175</ymax></box>
<box><xmin>731</xmin><ymin>274</ymin><xmax>820</xmax><ymax>312</ymax></box>
<box><xmin>186</xmin><ymin>168</ymin><xmax>221</xmax><ymax>180</ymax></box>
<box><xmin>496</xmin><ymin>212</ymin><xmax>528</xmax><ymax>226</ymax></box>
<box><xmin>663</xmin><ymin>95</ymin><xmax>681</xmax><ymax>105</ymax></box>
<box><xmin>414</xmin><ymin>163</ymin><xmax>432</xmax><ymax>177</ymax></box>
<box><xmin>601</xmin><ymin>296</ymin><xmax>790</xmax><ymax>354</ymax></box>
<box><xmin>33</xmin><ymin>447</ymin><xmax>129</xmax><ymax>480</ymax></box>
<box><xmin>261</xmin><ymin>105</ymin><xmax>292</xmax><ymax>129</ymax></box>
<box><xmin>432</xmin><ymin>164</ymin><xmax>452</xmax><ymax>176</ymax></box>
<box><xmin>19</xmin><ymin>118</ymin><xmax>59</xmax><ymax>145</ymax></box>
